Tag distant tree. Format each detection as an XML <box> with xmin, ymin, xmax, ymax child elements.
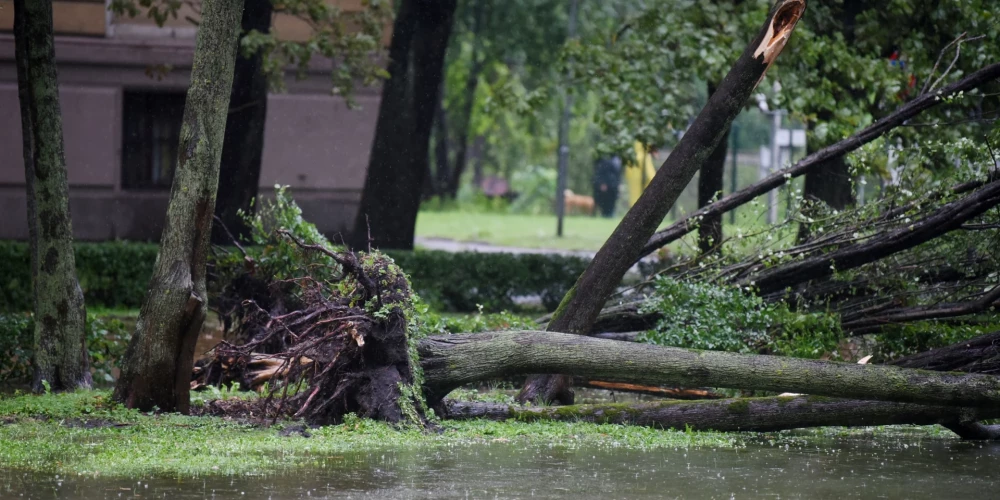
<box><xmin>114</xmin><ymin>0</ymin><xmax>244</xmax><ymax>413</ymax></box>
<box><xmin>349</xmin><ymin>0</ymin><xmax>458</xmax><ymax>250</ymax></box>
<box><xmin>212</xmin><ymin>0</ymin><xmax>273</xmax><ymax>244</ymax></box>
<box><xmin>14</xmin><ymin>0</ymin><xmax>91</xmax><ymax>392</ymax></box>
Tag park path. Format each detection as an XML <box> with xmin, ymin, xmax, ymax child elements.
<box><xmin>414</xmin><ymin>236</ymin><xmax>598</xmax><ymax>259</ymax></box>
<box><xmin>413</xmin><ymin>236</ymin><xmax>656</xmax><ymax>278</ymax></box>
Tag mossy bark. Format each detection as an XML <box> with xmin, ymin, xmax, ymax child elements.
<box><xmin>517</xmin><ymin>0</ymin><xmax>807</xmax><ymax>404</ymax></box>
<box><xmin>113</xmin><ymin>0</ymin><xmax>244</xmax><ymax>413</ymax></box>
<box><xmin>14</xmin><ymin>0</ymin><xmax>91</xmax><ymax>392</ymax></box>
<box><xmin>440</xmin><ymin>396</ymin><xmax>1000</xmax><ymax>436</ymax></box>
<box><xmin>420</xmin><ymin>331</ymin><xmax>1000</xmax><ymax>409</ymax></box>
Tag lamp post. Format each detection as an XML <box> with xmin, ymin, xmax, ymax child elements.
<box><xmin>555</xmin><ymin>0</ymin><xmax>579</xmax><ymax>237</ymax></box>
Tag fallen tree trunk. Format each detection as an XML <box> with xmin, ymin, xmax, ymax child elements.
<box><xmin>744</xmin><ymin>177</ymin><xmax>1000</xmax><ymax>296</ymax></box>
<box><xmin>889</xmin><ymin>330</ymin><xmax>1000</xmax><ymax>375</ymax></box>
<box><xmin>439</xmin><ymin>396</ymin><xmax>1000</xmax><ymax>434</ymax></box>
<box><xmin>579</xmin><ymin>173</ymin><xmax>1000</xmax><ymax>335</ymax></box>
<box><xmin>842</xmin><ymin>286</ymin><xmax>1000</xmax><ymax>336</ymax></box>
<box><xmin>639</xmin><ymin>61</ymin><xmax>1000</xmax><ymax>261</ymax></box>
<box><xmin>418</xmin><ymin>331</ymin><xmax>1000</xmax><ymax>408</ymax></box>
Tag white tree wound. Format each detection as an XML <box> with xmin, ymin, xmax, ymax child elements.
<box><xmin>753</xmin><ymin>0</ymin><xmax>805</xmax><ymax>84</ymax></box>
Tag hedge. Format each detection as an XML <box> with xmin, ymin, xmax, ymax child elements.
<box><xmin>0</xmin><ymin>241</ymin><xmax>589</xmax><ymax>313</ymax></box>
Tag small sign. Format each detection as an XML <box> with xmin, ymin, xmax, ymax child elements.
<box><xmin>776</xmin><ymin>129</ymin><xmax>806</xmax><ymax>148</ymax></box>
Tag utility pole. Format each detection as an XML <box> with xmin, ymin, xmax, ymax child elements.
<box><xmin>767</xmin><ymin>109</ymin><xmax>783</xmax><ymax>225</ymax></box>
<box><xmin>729</xmin><ymin>124</ymin><xmax>739</xmax><ymax>225</ymax></box>
<box><xmin>555</xmin><ymin>0</ymin><xmax>579</xmax><ymax>237</ymax></box>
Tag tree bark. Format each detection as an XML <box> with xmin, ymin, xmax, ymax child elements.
<box><xmin>745</xmin><ymin>176</ymin><xmax>1000</xmax><ymax>296</ymax></box>
<box><xmin>842</xmin><ymin>286</ymin><xmax>1000</xmax><ymax>336</ymax></box>
<box><xmin>212</xmin><ymin>0</ymin><xmax>273</xmax><ymax>244</ymax></box>
<box><xmin>639</xmin><ymin>62</ymin><xmax>1000</xmax><ymax>262</ymax></box>
<box><xmin>113</xmin><ymin>0</ymin><xmax>244</xmax><ymax>413</ymax></box>
<box><xmin>889</xmin><ymin>330</ymin><xmax>1000</xmax><ymax>376</ymax></box>
<box><xmin>419</xmin><ymin>330</ymin><xmax>1000</xmax><ymax>409</ymax></box>
<box><xmin>14</xmin><ymin>0</ymin><xmax>91</xmax><ymax>392</ymax></box>
<box><xmin>431</xmin><ymin>96</ymin><xmax>451</xmax><ymax>199</ymax></box>
<box><xmin>697</xmin><ymin>82</ymin><xmax>729</xmax><ymax>254</ymax></box>
<box><xmin>349</xmin><ymin>0</ymin><xmax>458</xmax><ymax>250</ymax></box>
<box><xmin>435</xmin><ymin>329</ymin><xmax>1000</xmax><ymax>438</ymax></box>
<box><xmin>517</xmin><ymin>0</ymin><xmax>806</xmax><ymax>404</ymax></box>
<box><xmin>444</xmin><ymin>0</ymin><xmax>488</xmax><ymax>199</ymax></box>
<box><xmin>440</xmin><ymin>397</ymin><xmax>1000</xmax><ymax>434</ymax></box>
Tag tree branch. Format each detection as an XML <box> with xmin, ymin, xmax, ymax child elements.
<box><xmin>639</xmin><ymin>62</ymin><xmax>1000</xmax><ymax>261</ymax></box>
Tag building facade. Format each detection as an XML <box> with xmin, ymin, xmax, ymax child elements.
<box><xmin>0</xmin><ymin>0</ymin><xmax>382</xmax><ymax>242</ymax></box>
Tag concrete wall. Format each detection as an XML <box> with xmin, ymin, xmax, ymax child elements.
<box><xmin>0</xmin><ymin>33</ymin><xmax>379</xmax><ymax>242</ymax></box>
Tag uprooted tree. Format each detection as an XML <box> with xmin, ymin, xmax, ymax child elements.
<box><xmin>178</xmin><ymin>0</ymin><xmax>1000</xmax><ymax>439</ymax></box>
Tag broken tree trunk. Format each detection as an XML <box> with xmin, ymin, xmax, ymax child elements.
<box><xmin>439</xmin><ymin>397</ymin><xmax>1000</xmax><ymax>434</ymax></box>
<box><xmin>639</xmin><ymin>61</ymin><xmax>1000</xmax><ymax>262</ymax></box>
<box><xmin>113</xmin><ymin>0</ymin><xmax>244</xmax><ymax>414</ymax></box>
<box><xmin>14</xmin><ymin>0</ymin><xmax>91</xmax><ymax>392</ymax></box>
<box><xmin>745</xmin><ymin>177</ymin><xmax>1000</xmax><ymax>296</ymax></box>
<box><xmin>418</xmin><ymin>331</ymin><xmax>1000</xmax><ymax>409</ymax></box>
<box><xmin>579</xmin><ymin>171</ymin><xmax>1000</xmax><ymax>335</ymax></box>
<box><xmin>518</xmin><ymin>0</ymin><xmax>807</xmax><ymax>405</ymax></box>
<box><xmin>889</xmin><ymin>330</ymin><xmax>1000</xmax><ymax>376</ymax></box>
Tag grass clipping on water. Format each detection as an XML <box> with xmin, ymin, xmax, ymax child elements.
<box><xmin>0</xmin><ymin>390</ymin><xmax>740</xmax><ymax>477</ymax></box>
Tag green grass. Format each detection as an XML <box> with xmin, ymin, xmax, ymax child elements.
<box><xmin>0</xmin><ymin>390</ymin><xmax>741</xmax><ymax>478</ymax></box>
<box><xmin>414</xmin><ymin>203</ymin><xmax>798</xmax><ymax>253</ymax></box>
<box><xmin>415</xmin><ymin>211</ymin><xmax>633</xmax><ymax>252</ymax></box>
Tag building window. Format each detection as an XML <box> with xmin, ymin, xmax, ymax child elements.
<box><xmin>121</xmin><ymin>90</ymin><xmax>186</xmax><ymax>189</ymax></box>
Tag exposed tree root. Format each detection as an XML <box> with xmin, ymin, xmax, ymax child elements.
<box><xmin>196</xmin><ymin>231</ymin><xmax>430</xmax><ymax>426</ymax></box>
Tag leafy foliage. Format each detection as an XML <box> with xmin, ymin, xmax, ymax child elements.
<box><xmin>638</xmin><ymin>276</ymin><xmax>842</xmax><ymax>358</ymax></box>
<box><xmin>0</xmin><ymin>241</ymin><xmax>157</xmax><ymax>313</ymax></box>
<box><xmin>0</xmin><ymin>313</ymin><xmax>130</xmax><ymax>385</ymax></box>
<box><xmin>107</xmin><ymin>0</ymin><xmax>392</xmax><ymax>107</ymax></box>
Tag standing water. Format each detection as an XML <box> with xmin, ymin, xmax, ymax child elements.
<box><xmin>2</xmin><ymin>430</ymin><xmax>997</xmax><ymax>499</ymax></box>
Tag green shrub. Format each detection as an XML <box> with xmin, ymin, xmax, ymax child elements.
<box><xmin>0</xmin><ymin>240</ymin><xmax>156</xmax><ymax>313</ymax></box>
<box><xmin>638</xmin><ymin>275</ymin><xmax>843</xmax><ymax>358</ymax></box>
<box><xmin>0</xmin><ymin>313</ymin><xmax>32</xmax><ymax>382</ymax></box>
<box><xmin>384</xmin><ymin>249</ymin><xmax>588</xmax><ymax>312</ymax></box>
<box><xmin>0</xmin><ymin>313</ymin><xmax>131</xmax><ymax>385</ymax></box>
<box><xmin>0</xmin><ymin>239</ymin><xmax>587</xmax><ymax>314</ymax></box>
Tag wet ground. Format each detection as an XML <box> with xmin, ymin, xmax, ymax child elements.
<box><xmin>3</xmin><ymin>429</ymin><xmax>997</xmax><ymax>499</ymax></box>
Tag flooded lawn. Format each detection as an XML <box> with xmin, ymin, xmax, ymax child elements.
<box><xmin>3</xmin><ymin>430</ymin><xmax>997</xmax><ymax>499</ymax></box>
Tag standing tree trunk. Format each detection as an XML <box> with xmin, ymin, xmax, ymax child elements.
<box><xmin>517</xmin><ymin>0</ymin><xmax>806</xmax><ymax>405</ymax></box>
<box><xmin>444</xmin><ymin>0</ymin><xmax>488</xmax><ymax>199</ymax></box>
<box><xmin>697</xmin><ymin>81</ymin><xmax>730</xmax><ymax>253</ymax></box>
<box><xmin>349</xmin><ymin>0</ymin><xmax>458</xmax><ymax>250</ymax></box>
<box><xmin>431</xmin><ymin>97</ymin><xmax>451</xmax><ymax>200</ymax></box>
<box><xmin>14</xmin><ymin>0</ymin><xmax>91</xmax><ymax>392</ymax></box>
<box><xmin>114</xmin><ymin>0</ymin><xmax>244</xmax><ymax>413</ymax></box>
<box><xmin>212</xmin><ymin>0</ymin><xmax>273</xmax><ymax>244</ymax></box>
<box><xmin>798</xmin><ymin>146</ymin><xmax>854</xmax><ymax>242</ymax></box>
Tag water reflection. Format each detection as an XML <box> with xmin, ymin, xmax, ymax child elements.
<box><xmin>3</xmin><ymin>433</ymin><xmax>998</xmax><ymax>499</ymax></box>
